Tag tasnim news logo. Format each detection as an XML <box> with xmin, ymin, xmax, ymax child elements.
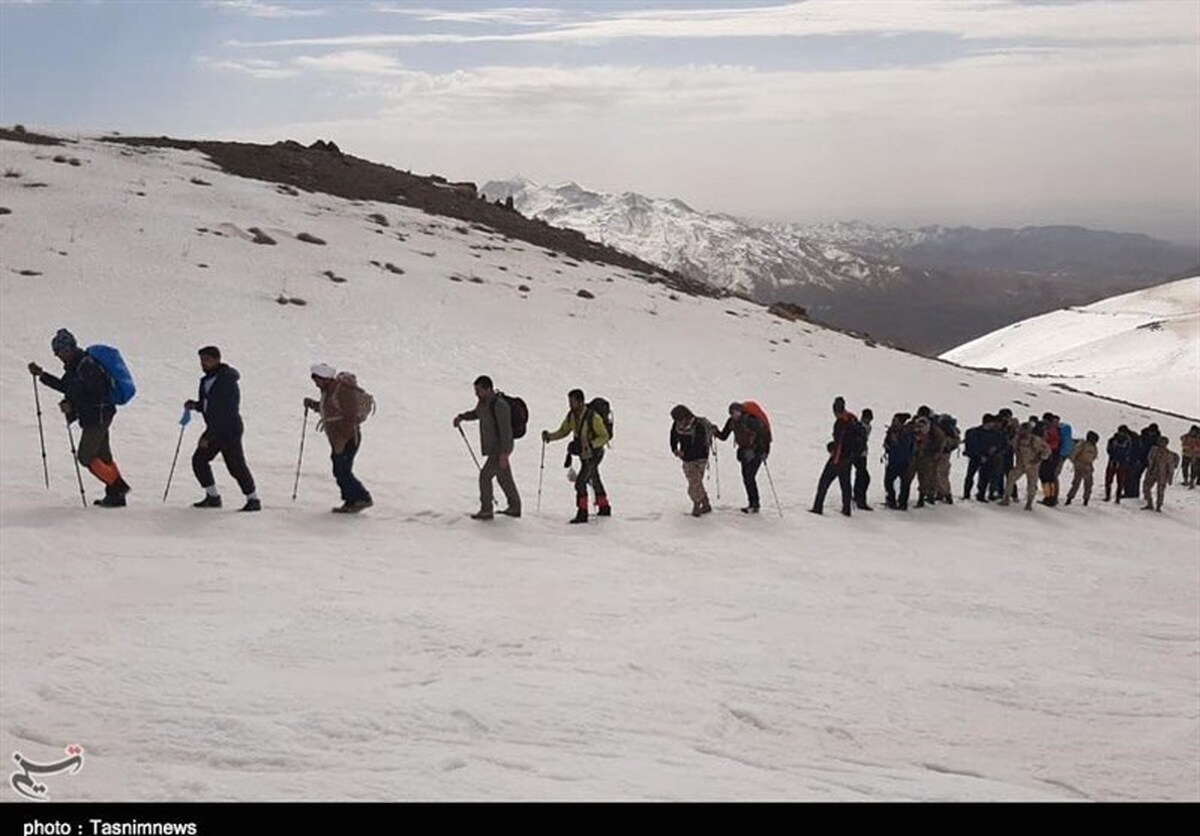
<box><xmin>10</xmin><ymin>746</ymin><xmax>83</xmax><ymax>801</ymax></box>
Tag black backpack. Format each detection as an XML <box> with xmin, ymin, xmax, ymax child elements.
<box><xmin>492</xmin><ymin>392</ymin><xmax>529</xmax><ymax>440</ymax></box>
<box><xmin>587</xmin><ymin>397</ymin><xmax>613</xmax><ymax>440</ymax></box>
<box><xmin>846</xmin><ymin>418</ymin><xmax>869</xmax><ymax>460</ymax></box>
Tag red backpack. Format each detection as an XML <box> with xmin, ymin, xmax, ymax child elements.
<box><xmin>741</xmin><ymin>401</ymin><xmax>772</xmax><ymax>444</ymax></box>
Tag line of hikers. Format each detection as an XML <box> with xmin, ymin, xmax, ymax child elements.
<box><xmin>802</xmin><ymin>400</ymin><xmax>1193</xmax><ymax>515</ymax></box>
<box><xmin>27</xmin><ymin>328</ymin><xmax>1198</xmax><ymax>521</ymax></box>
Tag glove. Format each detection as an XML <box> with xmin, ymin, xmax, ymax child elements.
<box><xmin>541</xmin><ymin>430</ymin><xmax>550</xmax><ymax>443</ymax></box>
<box><xmin>184</xmin><ymin>399</ymin><xmax>199</xmax><ymax>411</ymax></box>
<box><xmin>452</xmin><ymin>414</ymin><xmax>462</xmax><ymax>428</ymax></box>
<box><xmin>27</xmin><ymin>362</ymin><xmax>43</xmax><ymax>377</ymax></box>
<box><xmin>566</xmin><ymin>467</ymin><xmax>578</xmax><ymax>483</ymax></box>
<box><xmin>304</xmin><ymin>397</ymin><xmax>319</xmax><ymax>412</ymax></box>
<box><xmin>58</xmin><ymin>400</ymin><xmax>72</xmax><ymax>417</ymax></box>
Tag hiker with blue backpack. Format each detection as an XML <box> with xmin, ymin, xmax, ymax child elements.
<box><xmin>185</xmin><ymin>346</ymin><xmax>261</xmax><ymax>512</ymax></box>
<box><xmin>28</xmin><ymin>328</ymin><xmax>132</xmax><ymax>507</ymax></box>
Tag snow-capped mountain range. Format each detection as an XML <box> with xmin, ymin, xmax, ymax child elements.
<box><xmin>482</xmin><ymin>178</ymin><xmax>1199</xmax><ymax>355</ymax></box>
<box><xmin>482</xmin><ymin>177</ymin><xmax>905</xmax><ymax>296</ymax></box>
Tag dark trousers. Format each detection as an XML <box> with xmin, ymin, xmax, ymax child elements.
<box><xmin>1125</xmin><ymin>463</ymin><xmax>1144</xmax><ymax>498</ymax></box>
<box><xmin>331</xmin><ymin>437</ymin><xmax>370</xmax><ymax>504</ymax></box>
<box><xmin>575</xmin><ymin>449</ymin><xmax>607</xmax><ymax>501</ymax></box>
<box><xmin>77</xmin><ymin>418</ymin><xmax>114</xmax><ymax>466</ymax></box>
<box><xmin>814</xmin><ymin>459</ymin><xmax>852</xmax><ymax>513</ymax></box>
<box><xmin>884</xmin><ymin>461</ymin><xmax>914</xmax><ymax>508</ymax></box>
<box><xmin>1106</xmin><ymin>461</ymin><xmax>1129</xmax><ymax>500</ymax></box>
<box><xmin>192</xmin><ymin>434</ymin><xmax>256</xmax><ymax>496</ymax></box>
<box><xmin>852</xmin><ymin>455</ymin><xmax>870</xmax><ymax>506</ymax></box>
<box><xmin>964</xmin><ymin>456</ymin><xmax>992</xmax><ymax>499</ymax></box>
<box><xmin>740</xmin><ymin>450</ymin><xmax>762</xmax><ymax>509</ymax></box>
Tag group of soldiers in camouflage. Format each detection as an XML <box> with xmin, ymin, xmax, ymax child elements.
<box><xmin>869</xmin><ymin>407</ymin><xmax>1192</xmax><ymax>514</ymax></box>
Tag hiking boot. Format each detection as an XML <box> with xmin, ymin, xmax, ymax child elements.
<box><xmin>470</xmin><ymin>510</ymin><xmax>494</xmax><ymax>520</ymax></box>
<box><xmin>1141</xmin><ymin>503</ymin><xmax>1154</xmax><ymax>511</ymax></box>
<box><xmin>569</xmin><ymin>509</ymin><xmax>588</xmax><ymax>524</ymax></box>
<box><xmin>943</xmin><ymin>496</ymin><xmax>954</xmax><ymax>505</ymax></box>
<box><xmin>500</xmin><ymin>507</ymin><xmax>521</xmax><ymax>518</ymax></box>
<box><xmin>807</xmin><ymin>508</ymin><xmax>822</xmax><ymax>516</ymax></box>
<box><xmin>114</xmin><ymin>478</ymin><xmax>131</xmax><ymax>496</ymax></box>
<box><xmin>347</xmin><ymin>498</ymin><xmax>373</xmax><ymax>513</ymax></box>
<box><xmin>691</xmin><ymin>502</ymin><xmax>704</xmax><ymax>517</ymax></box>
<box><xmin>597</xmin><ymin>505</ymin><xmax>611</xmax><ymax>517</ymax></box>
<box><xmin>239</xmin><ymin>498</ymin><xmax>261</xmax><ymax>512</ymax></box>
<box><xmin>741</xmin><ymin>506</ymin><xmax>760</xmax><ymax>514</ymax></box>
<box><xmin>699</xmin><ymin>499</ymin><xmax>712</xmax><ymax>515</ymax></box>
<box><xmin>193</xmin><ymin>495</ymin><xmax>222</xmax><ymax>509</ymax></box>
<box><xmin>1064</xmin><ymin>497</ymin><xmax>1073</xmax><ymax>506</ymax></box>
<box><xmin>1024</xmin><ymin>501</ymin><xmax>1033</xmax><ymax>511</ymax></box>
<box><xmin>1000</xmin><ymin>499</ymin><xmax>1010</xmax><ymax>506</ymax></box>
<box><xmin>856</xmin><ymin>503</ymin><xmax>873</xmax><ymax>511</ymax></box>
<box><xmin>884</xmin><ymin>497</ymin><xmax>896</xmax><ymax>509</ymax></box>
<box><xmin>332</xmin><ymin>503</ymin><xmax>353</xmax><ymax>514</ymax></box>
<box><xmin>841</xmin><ymin>507</ymin><xmax>852</xmax><ymax>517</ymax></box>
<box><xmin>94</xmin><ymin>493</ymin><xmax>126</xmax><ymax>508</ymax></box>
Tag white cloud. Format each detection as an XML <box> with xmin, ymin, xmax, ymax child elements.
<box><xmin>372</xmin><ymin>5</ymin><xmax>565</xmax><ymax>26</ymax></box>
<box><xmin>229</xmin><ymin>0</ymin><xmax>1196</xmax><ymax>48</ymax></box>
<box><xmin>210</xmin><ymin>0</ymin><xmax>326</xmax><ymax>18</ymax></box>
<box><xmin>203</xmin><ymin>42</ymin><xmax>1198</xmax><ymax>238</ymax></box>
<box><xmin>198</xmin><ymin>56</ymin><xmax>301</xmax><ymax>79</ymax></box>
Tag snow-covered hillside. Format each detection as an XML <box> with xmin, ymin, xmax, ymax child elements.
<box><xmin>2</xmin><ymin>137</ymin><xmax>1197</xmax><ymax>801</ymax></box>
<box><xmin>942</xmin><ymin>278</ymin><xmax>1200</xmax><ymax>419</ymax></box>
<box><xmin>481</xmin><ymin>177</ymin><xmax>900</xmax><ymax>296</ymax></box>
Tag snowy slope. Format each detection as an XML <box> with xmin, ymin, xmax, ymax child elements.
<box><xmin>942</xmin><ymin>278</ymin><xmax>1200</xmax><ymax>418</ymax></box>
<box><xmin>481</xmin><ymin>177</ymin><xmax>901</xmax><ymax>295</ymax></box>
<box><xmin>2</xmin><ymin>138</ymin><xmax>1198</xmax><ymax>802</ymax></box>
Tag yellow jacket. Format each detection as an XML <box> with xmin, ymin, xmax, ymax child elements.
<box><xmin>546</xmin><ymin>408</ymin><xmax>610</xmax><ymax>459</ymax></box>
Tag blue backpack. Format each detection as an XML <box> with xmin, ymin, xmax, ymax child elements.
<box><xmin>1059</xmin><ymin>423</ymin><xmax>1074</xmax><ymax>457</ymax></box>
<box><xmin>86</xmin><ymin>344</ymin><xmax>136</xmax><ymax>405</ymax></box>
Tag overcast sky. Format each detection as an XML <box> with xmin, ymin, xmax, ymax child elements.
<box><xmin>2</xmin><ymin>0</ymin><xmax>1197</xmax><ymax>243</ymax></box>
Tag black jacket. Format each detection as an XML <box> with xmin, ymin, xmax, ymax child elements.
<box><xmin>39</xmin><ymin>352</ymin><xmax>114</xmax><ymax>428</ymax></box>
<box><xmin>714</xmin><ymin>414</ymin><xmax>770</xmax><ymax>456</ymax></box>
<box><xmin>196</xmin><ymin>364</ymin><xmax>244</xmax><ymax>443</ymax></box>
<box><xmin>671</xmin><ymin>418</ymin><xmax>712</xmax><ymax>463</ymax></box>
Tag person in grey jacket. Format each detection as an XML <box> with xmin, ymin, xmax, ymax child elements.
<box><xmin>453</xmin><ymin>375</ymin><xmax>520</xmax><ymax>520</ymax></box>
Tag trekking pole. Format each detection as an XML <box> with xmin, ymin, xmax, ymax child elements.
<box><xmin>537</xmin><ymin>439</ymin><xmax>546</xmax><ymax>513</ymax></box>
<box><xmin>64</xmin><ymin>419</ymin><xmax>86</xmax><ymax>508</ymax></box>
<box><xmin>32</xmin><ymin>374</ymin><xmax>49</xmax><ymax>489</ymax></box>
<box><xmin>163</xmin><ymin>409</ymin><xmax>191</xmax><ymax>502</ymax></box>
<box><xmin>712</xmin><ymin>444</ymin><xmax>721</xmax><ymax>499</ymax></box>
<box><xmin>763</xmin><ymin>459</ymin><xmax>783</xmax><ymax>518</ymax></box>
<box><xmin>292</xmin><ymin>406</ymin><xmax>310</xmax><ymax>501</ymax></box>
<box><xmin>457</xmin><ymin>425</ymin><xmax>482</xmax><ymax>472</ymax></box>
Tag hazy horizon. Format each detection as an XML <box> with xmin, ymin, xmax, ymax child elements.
<box><xmin>2</xmin><ymin>0</ymin><xmax>1197</xmax><ymax>246</ymax></box>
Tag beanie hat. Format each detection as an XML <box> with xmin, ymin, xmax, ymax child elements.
<box><xmin>51</xmin><ymin>328</ymin><xmax>77</xmax><ymax>353</ymax></box>
<box><xmin>310</xmin><ymin>362</ymin><xmax>336</xmax><ymax>379</ymax></box>
<box><xmin>198</xmin><ymin>345</ymin><xmax>221</xmax><ymax>360</ymax></box>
